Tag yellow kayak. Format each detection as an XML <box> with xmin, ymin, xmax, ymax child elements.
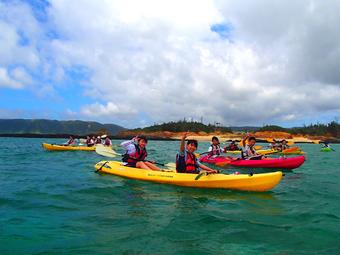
<box><xmin>42</xmin><ymin>143</ymin><xmax>96</xmax><ymax>151</ymax></box>
<box><xmin>94</xmin><ymin>161</ymin><xmax>283</xmax><ymax>192</ymax></box>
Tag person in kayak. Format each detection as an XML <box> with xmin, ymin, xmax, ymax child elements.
<box><xmin>269</xmin><ymin>139</ymin><xmax>279</xmax><ymax>150</ymax></box>
<box><xmin>121</xmin><ymin>135</ymin><xmax>160</xmax><ymax>170</ymax></box>
<box><xmin>207</xmin><ymin>136</ymin><xmax>225</xmax><ymax>157</ymax></box>
<box><xmin>241</xmin><ymin>134</ymin><xmax>264</xmax><ymax>160</ymax></box>
<box><xmin>95</xmin><ymin>136</ymin><xmax>102</xmax><ymax>144</ymax></box>
<box><xmin>66</xmin><ymin>136</ymin><xmax>76</xmax><ymax>146</ymax></box>
<box><xmin>104</xmin><ymin>136</ymin><xmax>112</xmax><ymax>146</ymax></box>
<box><xmin>176</xmin><ymin>132</ymin><xmax>218</xmax><ymax>174</ymax></box>
<box><xmin>277</xmin><ymin>139</ymin><xmax>289</xmax><ymax>151</ymax></box>
<box><xmin>321</xmin><ymin>142</ymin><xmax>330</xmax><ymax>148</ymax></box>
<box><xmin>226</xmin><ymin>140</ymin><xmax>240</xmax><ymax>151</ymax></box>
<box><xmin>86</xmin><ymin>136</ymin><xmax>95</xmax><ymax>147</ymax></box>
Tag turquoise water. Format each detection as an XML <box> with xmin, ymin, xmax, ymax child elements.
<box><xmin>0</xmin><ymin>138</ymin><xmax>339</xmax><ymax>254</ymax></box>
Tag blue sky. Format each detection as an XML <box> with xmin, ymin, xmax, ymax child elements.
<box><xmin>1</xmin><ymin>0</ymin><xmax>340</xmax><ymax>128</ymax></box>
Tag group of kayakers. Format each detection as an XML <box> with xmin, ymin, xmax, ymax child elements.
<box><xmin>119</xmin><ymin>132</ymin><xmax>270</xmax><ymax>174</ymax></box>
<box><xmin>120</xmin><ymin>133</ymin><xmax>218</xmax><ymax>174</ymax></box>
<box><xmin>66</xmin><ymin>135</ymin><xmax>112</xmax><ymax>147</ymax></box>
<box><xmin>268</xmin><ymin>139</ymin><xmax>290</xmax><ymax>151</ymax></box>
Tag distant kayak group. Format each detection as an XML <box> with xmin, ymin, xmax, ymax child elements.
<box><xmin>42</xmin><ymin>133</ymin><xmax>334</xmax><ymax>192</ymax></box>
<box><xmin>66</xmin><ymin>135</ymin><xmax>112</xmax><ymax>147</ymax></box>
<box><xmin>42</xmin><ymin>135</ymin><xmax>112</xmax><ymax>151</ymax></box>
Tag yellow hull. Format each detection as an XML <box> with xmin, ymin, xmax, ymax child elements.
<box><xmin>94</xmin><ymin>161</ymin><xmax>283</xmax><ymax>192</ymax></box>
<box><xmin>42</xmin><ymin>143</ymin><xmax>96</xmax><ymax>151</ymax></box>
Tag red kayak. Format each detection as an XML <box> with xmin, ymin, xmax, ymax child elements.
<box><xmin>199</xmin><ymin>155</ymin><xmax>305</xmax><ymax>169</ymax></box>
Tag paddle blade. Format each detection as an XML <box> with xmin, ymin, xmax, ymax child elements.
<box><xmin>165</xmin><ymin>163</ymin><xmax>176</xmax><ymax>169</ymax></box>
<box><xmin>95</xmin><ymin>145</ymin><xmax>119</xmax><ymax>158</ymax></box>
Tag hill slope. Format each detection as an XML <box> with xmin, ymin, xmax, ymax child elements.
<box><xmin>0</xmin><ymin>119</ymin><xmax>125</xmax><ymax>135</ymax></box>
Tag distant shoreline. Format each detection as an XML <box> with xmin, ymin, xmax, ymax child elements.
<box><xmin>1</xmin><ymin>133</ymin><xmax>339</xmax><ymax>143</ymax></box>
<box><xmin>0</xmin><ymin>133</ymin><xmax>177</xmax><ymax>141</ymax></box>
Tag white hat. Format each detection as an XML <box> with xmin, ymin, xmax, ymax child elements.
<box><xmin>101</xmin><ymin>134</ymin><xmax>107</xmax><ymax>138</ymax></box>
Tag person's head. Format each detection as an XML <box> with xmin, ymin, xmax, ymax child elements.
<box><xmin>282</xmin><ymin>139</ymin><xmax>287</xmax><ymax>145</ymax></box>
<box><xmin>231</xmin><ymin>140</ymin><xmax>235</xmax><ymax>144</ymax></box>
<box><xmin>137</xmin><ymin>135</ymin><xmax>148</xmax><ymax>148</ymax></box>
<box><xmin>186</xmin><ymin>139</ymin><xmax>198</xmax><ymax>153</ymax></box>
<box><xmin>248</xmin><ymin>136</ymin><xmax>256</xmax><ymax>146</ymax></box>
<box><xmin>212</xmin><ymin>136</ymin><xmax>219</xmax><ymax>145</ymax></box>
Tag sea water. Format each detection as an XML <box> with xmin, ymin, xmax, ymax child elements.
<box><xmin>0</xmin><ymin>138</ymin><xmax>339</xmax><ymax>254</ymax></box>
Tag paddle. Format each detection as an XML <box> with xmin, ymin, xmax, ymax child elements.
<box><xmin>95</xmin><ymin>146</ymin><xmax>176</xmax><ymax>169</ymax></box>
<box><xmin>95</xmin><ymin>145</ymin><xmax>120</xmax><ymax>157</ymax></box>
<box><xmin>95</xmin><ymin>161</ymin><xmax>109</xmax><ymax>173</ymax></box>
<box><xmin>195</xmin><ymin>170</ymin><xmax>220</xmax><ymax>180</ymax></box>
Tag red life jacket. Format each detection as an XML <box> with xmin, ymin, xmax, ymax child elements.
<box><xmin>176</xmin><ymin>151</ymin><xmax>198</xmax><ymax>173</ymax></box>
<box><xmin>123</xmin><ymin>144</ymin><xmax>147</xmax><ymax>165</ymax></box>
<box><xmin>209</xmin><ymin>144</ymin><xmax>221</xmax><ymax>156</ymax></box>
<box><xmin>104</xmin><ymin>138</ymin><xmax>111</xmax><ymax>146</ymax></box>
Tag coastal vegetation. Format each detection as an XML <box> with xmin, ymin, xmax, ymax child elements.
<box><xmin>132</xmin><ymin>120</ymin><xmax>233</xmax><ymax>133</ymax></box>
<box><xmin>0</xmin><ymin>119</ymin><xmax>339</xmax><ymax>140</ymax></box>
<box><xmin>259</xmin><ymin>121</ymin><xmax>340</xmax><ymax>137</ymax></box>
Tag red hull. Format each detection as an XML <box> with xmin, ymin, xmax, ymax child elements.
<box><xmin>199</xmin><ymin>155</ymin><xmax>305</xmax><ymax>169</ymax></box>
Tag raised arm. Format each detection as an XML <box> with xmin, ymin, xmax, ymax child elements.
<box><xmin>180</xmin><ymin>132</ymin><xmax>189</xmax><ymax>152</ymax></box>
<box><xmin>121</xmin><ymin>136</ymin><xmax>138</xmax><ymax>149</ymax></box>
<box><xmin>242</xmin><ymin>133</ymin><xmax>251</xmax><ymax>147</ymax></box>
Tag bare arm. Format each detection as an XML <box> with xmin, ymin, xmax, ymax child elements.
<box><xmin>199</xmin><ymin>163</ymin><xmax>218</xmax><ymax>173</ymax></box>
<box><xmin>180</xmin><ymin>132</ymin><xmax>188</xmax><ymax>152</ymax></box>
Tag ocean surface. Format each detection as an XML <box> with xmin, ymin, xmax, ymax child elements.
<box><xmin>0</xmin><ymin>138</ymin><xmax>339</xmax><ymax>255</ymax></box>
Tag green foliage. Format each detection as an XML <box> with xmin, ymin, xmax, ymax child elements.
<box><xmin>259</xmin><ymin>125</ymin><xmax>288</xmax><ymax>132</ymax></box>
<box><xmin>260</xmin><ymin>122</ymin><xmax>340</xmax><ymax>137</ymax></box>
<box><xmin>290</xmin><ymin>121</ymin><xmax>340</xmax><ymax>137</ymax></box>
<box><xmin>133</xmin><ymin>120</ymin><xmax>233</xmax><ymax>133</ymax></box>
<box><xmin>0</xmin><ymin>119</ymin><xmax>125</xmax><ymax>135</ymax></box>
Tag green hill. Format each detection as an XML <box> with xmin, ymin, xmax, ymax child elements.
<box><xmin>259</xmin><ymin>122</ymin><xmax>340</xmax><ymax>137</ymax></box>
<box><xmin>0</xmin><ymin>119</ymin><xmax>125</xmax><ymax>136</ymax></box>
<box><xmin>132</xmin><ymin>120</ymin><xmax>233</xmax><ymax>133</ymax></box>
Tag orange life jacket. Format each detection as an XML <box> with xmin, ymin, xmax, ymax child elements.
<box><xmin>176</xmin><ymin>151</ymin><xmax>199</xmax><ymax>173</ymax></box>
<box><xmin>123</xmin><ymin>144</ymin><xmax>147</xmax><ymax>165</ymax></box>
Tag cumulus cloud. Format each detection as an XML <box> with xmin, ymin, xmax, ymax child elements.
<box><xmin>0</xmin><ymin>68</ymin><xmax>23</xmax><ymax>89</ymax></box>
<box><xmin>81</xmin><ymin>102</ymin><xmax>137</xmax><ymax>118</ymax></box>
<box><xmin>1</xmin><ymin>0</ymin><xmax>340</xmax><ymax>127</ymax></box>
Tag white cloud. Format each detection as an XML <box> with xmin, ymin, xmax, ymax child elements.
<box><xmin>0</xmin><ymin>68</ymin><xmax>23</xmax><ymax>89</ymax></box>
<box><xmin>81</xmin><ymin>102</ymin><xmax>137</xmax><ymax>119</ymax></box>
<box><xmin>2</xmin><ymin>0</ymin><xmax>340</xmax><ymax>127</ymax></box>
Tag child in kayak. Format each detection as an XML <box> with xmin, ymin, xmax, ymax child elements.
<box><xmin>241</xmin><ymin>134</ymin><xmax>264</xmax><ymax>160</ymax></box>
<box><xmin>104</xmin><ymin>136</ymin><xmax>112</xmax><ymax>146</ymax></box>
<box><xmin>176</xmin><ymin>132</ymin><xmax>218</xmax><ymax>174</ymax></box>
<box><xmin>226</xmin><ymin>140</ymin><xmax>240</xmax><ymax>151</ymax></box>
<box><xmin>86</xmin><ymin>136</ymin><xmax>95</xmax><ymax>147</ymax></box>
<box><xmin>269</xmin><ymin>139</ymin><xmax>279</xmax><ymax>150</ymax></box>
<box><xmin>121</xmin><ymin>136</ymin><xmax>160</xmax><ymax>170</ymax></box>
<box><xmin>95</xmin><ymin>136</ymin><xmax>102</xmax><ymax>144</ymax></box>
<box><xmin>278</xmin><ymin>139</ymin><xmax>289</xmax><ymax>151</ymax></box>
<box><xmin>207</xmin><ymin>136</ymin><xmax>225</xmax><ymax>157</ymax></box>
<box><xmin>66</xmin><ymin>136</ymin><xmax>76</xmax><ymax>146</ymax></box>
